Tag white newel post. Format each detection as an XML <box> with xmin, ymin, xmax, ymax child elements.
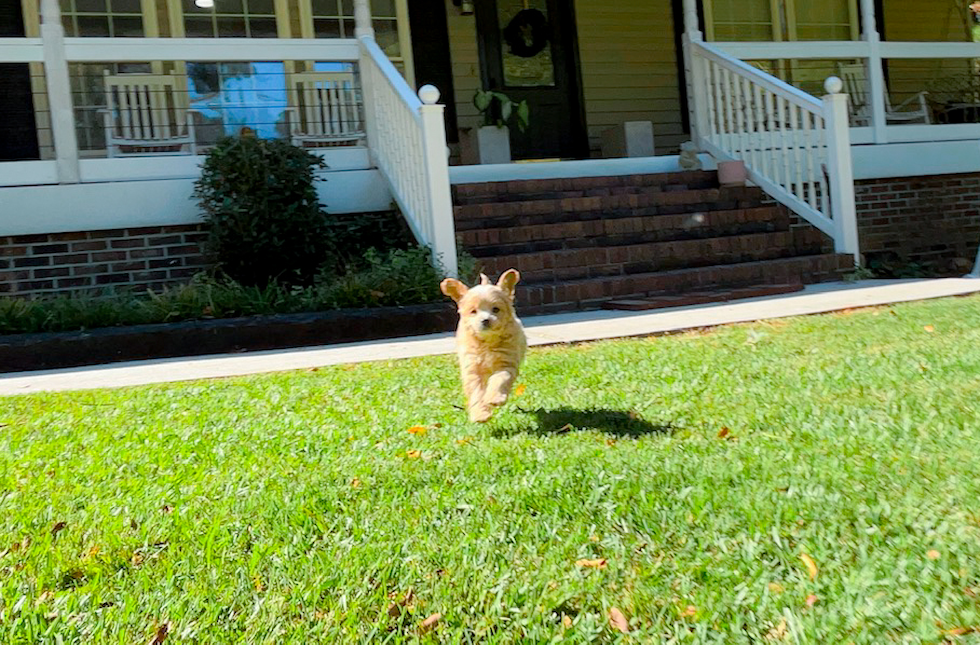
<box><xmin>822</xmin><ymin>77</ymin><xmax>860</xmax><ymax>264</ymax></box>
<box><xmin>354</xmin><ymin>0</ymin><xmax>379</xmax><ymax>157</ymax></box>
<box><xmin>860</xmin><ymin>0</ymin><xmax>887</xmax><ymax>144</ymax></box>
<box><xmin>418</xmin><ymin>85</ymin><xmax>458</xmax><ymax>278</ymax></box>
<box><xmin>681</xmin><ymin>0</ymin><xmax>705</xmax><ymax>145</ymax></box>
<box><xmin>40</xmin><ymin>0</ymin><xmax>80</xmax><ymax>183</ymax></box>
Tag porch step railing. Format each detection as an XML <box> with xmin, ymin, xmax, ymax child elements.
<box><xmin>357</xmin><ymin>24</ymin><xmax>458</xmax><ymax>277</ymax></box>
<box><xmin>686</xmin><ymin>39</ymin><xmax>860</xmax><ymax>262</ymax></box>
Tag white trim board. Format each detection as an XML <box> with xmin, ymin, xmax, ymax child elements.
<box><xmin>449</xmin><ymin>154</ymin><xmax>718</xmax><ymax>184</ymax></box>
<box><xmin>851</xmin><ymin>141</ymin><xmax>980</xmax><ymax>181</ymax></box>
<box><xmin>0</xmin><ymin>169</ymin><xmax>392</xmax><ymax>236</ymax></box>
<box><xmin>1</xmin><ymin>147</ymin><xmax>372</xmax><ymax>187</ymax></box>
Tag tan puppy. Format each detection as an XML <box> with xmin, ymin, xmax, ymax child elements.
<box><xmin>440</xmin><ymin>269</ymin><xmax>527</xmax><ymax>423</ymax></box>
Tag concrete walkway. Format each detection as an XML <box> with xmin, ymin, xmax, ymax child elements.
<box><xmin>2</xmin><ymin>278</ymin><xmax>978</xmax><ymax>396</ymax></box>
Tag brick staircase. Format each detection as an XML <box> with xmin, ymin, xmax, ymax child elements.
<box><xmin>452</xmin><ymin>170</ymin><xmax>854</xmax><ymax>315</ymax></box>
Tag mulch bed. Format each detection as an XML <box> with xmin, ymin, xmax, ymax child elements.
<box><xmin>0</xmin><ymin>303</ymin><xmax>457</xmax><ymax>374</ymax></box>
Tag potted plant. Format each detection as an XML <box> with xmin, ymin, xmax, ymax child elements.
<box><xmin>460</xmin><ymin>89</ymin><xmax>530</xmax><ymax>165</ymax></box>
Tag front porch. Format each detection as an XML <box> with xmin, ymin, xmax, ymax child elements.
<box><xmin>2</xmin><ymin>0</ymin><xmax>980</xmax><ymax>301</ymax></box>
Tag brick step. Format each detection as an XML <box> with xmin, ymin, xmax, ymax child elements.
<box><xmin>453</xmin><ymin>185</ymin><xmax>768</xmax><ymax>229</ymax></box>
<box><xmin>461</xmin><ymin>205</ymin><xmax>790</xmax><ymax>257</ymax></box>
<box><xmin>481</xmin><ymin>230</ymin><xmax>826</xmax><ymax>284</ymax></box>
<box><xmin>514</xmin><ymin>253</ymin><xmax>853</xmax><ymax>315</ymax></box>
<box><xmin>602</xmin><ymin>283</ymin><xmax>805</xmax><ymax>311</ymax></box>
<box><xmin>452</xmin><ymin>170</ymin><xmax>720</xmax><ymax>205</ymax></box>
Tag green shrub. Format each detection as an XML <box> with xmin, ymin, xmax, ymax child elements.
<box><xmin>193</xmin><ymin>135</ymin><xmax>333</xmax><ymax>287</ymax></box>
<box><xmin>0</xmin><ymin>247</ymin><xmax>479</xmax><ymax>335</ymax></box>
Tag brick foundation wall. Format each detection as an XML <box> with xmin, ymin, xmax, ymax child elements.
<box><xmin>0</xmin><ymin>225</ymin><xmax>209</xmax><ymax>298</ymax></box>
<box><xmin>855</xmin><ymin>173</ymin><xmax>980</xmax><ymax>270</ymax></box>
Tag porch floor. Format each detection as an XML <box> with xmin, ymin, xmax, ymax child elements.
<box><xmin>1</xmin><ymin>278</ymin><xmax>978</xmax><ymax>394</ymax></box>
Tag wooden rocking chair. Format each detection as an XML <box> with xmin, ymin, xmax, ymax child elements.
<box><xmin>101</xmin><ymin>71</ymin><xmax>198</xmax><ymax>157</ymax></box>
<box><xmin>837</xmin><ymin>62</ymin><xmax>931</xmax><ymax>126</ymax></box>
<box><xmin>286</xmin><ymin>71</ymin><xmax>365</xmax><ymax>148</ymax></box>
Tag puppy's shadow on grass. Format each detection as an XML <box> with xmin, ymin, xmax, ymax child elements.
<box><xmin>506</xmin><ymin>407</ymin><xmax>674</xmax><ymax>438</ymax></box>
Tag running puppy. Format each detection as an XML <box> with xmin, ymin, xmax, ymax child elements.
<box><xmin>440</xmin><ymin>270</ymin><xmax>526</xmax><ymax>423</ymax></box>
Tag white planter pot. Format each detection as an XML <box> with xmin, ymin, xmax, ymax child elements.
<box><xmin>461</xmin><ymin>125</ymin><xmax>512</xmax><ymax>165</ymax></box>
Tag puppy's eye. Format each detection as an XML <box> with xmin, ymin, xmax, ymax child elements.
<box><xmin>492</xmin><ymin>307</ymin><xmax>500</xmax><ymax>314</ymax></box>
<box><xmin>470</xmin><ymin>309</ymin><xmax>477</xmax><ymax>315</ymax></box>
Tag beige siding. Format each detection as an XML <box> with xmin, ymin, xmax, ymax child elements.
<box><xmin>576</xmin><ymin>0</ymin><xmax>685</xmax><ymax>155</ymax></box>
<box><xmin>444</xmin><ymin>0</ymin><xmax>484</xmax><ymax>139</ymax></box>
<box><xmin>443</xmin><ymin>0</ymin><xmax>688</xmax><ymax>159</ymax></box>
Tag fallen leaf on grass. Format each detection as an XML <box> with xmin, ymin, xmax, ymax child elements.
<box><xmin>131</xmin><ymin>553</ymin><xmax>145</xmax><ymax>567</ymax></box>
<box><xmin>717</xmin><ymin>427</ymin><xmax>731</xmax><ymax>439</ymax></box>
<box><xmin>681</xmin><ymin>605</ymin><xmax>697</xmax><ymax>618</ymax></box>
<box><xmin>608</xmin><ymin>607</ymin><xmax>629</xmax><ymax>633</ymax></box>
<box><xmin>455</xmin><ymin>437</ymin><xmax>474</xmax><ymax>446</ymax></box>
<box><xmin>147</xmin><ymin>622</ymin><xmax>171</xmax><ymax>645</ymax></box>
<box><xmin>575</xmin><ymin>558</ymin><xmax>607</xmax><ymax>569</ymax></box>
<box><xmin>407</xmin><ymin>425</ymin><xmax>428</xmax><ymax>435</ymax></box>
<box><xmin>50</xmin><ymin>522</ymin><xmax>67</xmax><ymax>537</ymax></box>
<box><xmin>406</xmin><ymin>450</ymin><xmax>422</xmax><ymax>459</ymax></box>
<box><xmin>556</xmin><ymin>423</ymin><xmax>574</xmax><ymax>433</ymax></box>
<box><xmin>350</xmin><ymin>478</ymin><xmax>361</xmax><ymax>488</ymax></box>
<box><xmin>514</xmin><ymin>384</ymin><xmax>527</xmax><ymax>396</ymax></box>
<box><xmin>800</xmin><ymin>553</ymin><xmax>818</xmax><ymax>580</ymax></box>
<box><xmin>34</xmin><ymin>591</ymin><xmax>54</xmax><ymax>607</ymax></box>
<box><xmin>924</xmin><ymin>325</ymin><xmax>935</xmax><ymax>333</ymax></box>
<box><xmin>768</xmin><ymin>582</ymin><xmax>785</xmax><ymax>594</ymax></box>
<box><xmin>927</xmin><ymin>549</ymin><xmax>941</xmax><ymax>560</ymax></box>
<box><xmin>83</xmin><ymin>545</ymin><xmax>100</xmax><ymax>559</ymax></box>
<box><xmin>965</xmin><ymin>587</ymin><xmax>977</xmax><ymax>598</ymax></box>
<box><xmin>805</xmin><ymin>594</ymin><xmax>819</xmax><ymax>607</ymax></box>
<box><xmin>387</xmin><ymin>588</ymin><xmax>415</xmax><ymax>618</ymax></box>
<box><xmin>418</xmin><ymin>613</ymin><xmax>441</xmax><ymax>634</ymax></box>
<box><xmin>561</xmin><ymin>614</ymin><xmax>573</xmax><ymax>629</ymax></box>
<box><xmin>946</xmin><ymin>627</ymin><xmax>976</xmax><ymax>636</ymax></box>
<box><xmin>130</xmin><ymin>519</ymin><xmax>139</xmax><ymax>530</ymax></box>
<box><xmin>765</xmin><ymin>618</ymin><xmax>787</xmax><ymax>641</ymax></box>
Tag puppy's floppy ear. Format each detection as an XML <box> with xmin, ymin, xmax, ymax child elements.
<box><xmin>479</xmin><ymin>273</ymin><xmax>492</xmax><ymax>286</ymax></box>
<box><xmin>440</xmin><ymin>278</ymin><xmax>468</xmax><ymax>303</ymax></box>
<box><xmin>496</xmin><ymin>269</ymin><xmax>520</xmax><ymax>300</ymax></box>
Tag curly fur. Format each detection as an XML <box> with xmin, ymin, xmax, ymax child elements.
<box><xmin>440</xmin><ymin>269</ymin><xmax>527</xmax><ymax>423</ymax></box>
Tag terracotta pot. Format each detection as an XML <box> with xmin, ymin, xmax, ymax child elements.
<box><xmin>717</xmin><ymin>160</ymin><xmax>747</xmax><ymax>187</ymax></box>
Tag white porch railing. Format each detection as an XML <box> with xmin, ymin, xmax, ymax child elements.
<box><xmin>358</xmin><ymin>32</ymin><xmax>458</xmax><ymax>277</ymax></box>
<box><xmin>687</xmin><ymin>40</ymin><xmax>860</xmax><ymax>261</ymax></box>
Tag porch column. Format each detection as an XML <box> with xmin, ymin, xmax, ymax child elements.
<box><xmin>681</xmin><ymin>0</ymin><xmax>706</xmax><ymax>145</ymax></box>
<box><xmin>354</xmin><ymin>0</ymin><xmax>380</xmax><ymax>164</ymax></box>
<box><xmin>353</xmin><ymin>0</ymin><xmax>375</xmax><ymax>39</ymax></box>
<box><xmin>860</xmin><ymin>0</ymin><xmax>888</xmax><ymax>143</ymax></box>
<box><xmin>682</xmin><ymin>0</ymin><xmax>701</xmax><ymax>40</ymax></box>
<box><xmin>40</xmin><ymin>0</ymin><xmax>80</xmax><ymax>183</ymax></box>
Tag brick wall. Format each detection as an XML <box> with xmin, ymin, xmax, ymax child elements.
<box><xmin>855</xmin><ymin>173</ymin><xmax>980</xmax><ymax>270</ymax></box>
<box><xmin>0</xmin><ymin>225</ymin><xmax>209</xmax><ymax>298</ymax></box>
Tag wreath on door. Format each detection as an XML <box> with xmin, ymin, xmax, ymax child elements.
<box><xmin>503</xmin><ymin>8</ymin><xmax>549</xmax><ymax>58</ymax></box>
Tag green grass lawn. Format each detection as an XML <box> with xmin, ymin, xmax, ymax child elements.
<box><xmin>2</xmin><ymin>295</ymin><xmax>980</xmax><ymax>643</ymax></box>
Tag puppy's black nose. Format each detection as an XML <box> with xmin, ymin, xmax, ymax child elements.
<box><xmin>481</xmin><ymin>319</ymin><xmax>491</xmax><ymax>328</ymax></box>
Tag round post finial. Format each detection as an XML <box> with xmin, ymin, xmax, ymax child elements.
<box><xmin>824</xmin><ymin>76</ymin><xmax>844</xmax><ymax>95</ymax></box>
<box><xmin>418</xmin><ymin>84</ymin><xmax>440</xmax><ymax>105</ymax></box>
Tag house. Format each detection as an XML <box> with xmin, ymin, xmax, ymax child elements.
<box><xmin>1</xmin><ymin>0</ymin><xmax>979</xmax><ymax>312</ymax></box>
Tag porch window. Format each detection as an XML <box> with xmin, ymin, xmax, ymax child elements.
<box><xmin>182</xmin><ymin>0</ymin><xmax>279</xmax><ymax>38</ymax></box>
<box><xmin>703</xmin><ymin>0</ymin><xmax>859</xmax><ymax>42</ymax></box>
<box><xmin>58</xmin><ymin>0</ymin><xmax>145</xmax><ymax>36</ymax></box>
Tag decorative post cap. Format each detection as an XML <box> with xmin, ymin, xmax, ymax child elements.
<box><xmin>824</xmin><ymin>76</ymin><xmax>844</xmax><ymax>95</ymax></box>
<box><xmin>418</xmin><ymin>84</ymin><xmax>441</xmax><ymax>105</ymax></box>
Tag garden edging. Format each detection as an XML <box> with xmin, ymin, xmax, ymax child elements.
<box><xmin>0</xmin><ymin>303</ymin><xmax>457</xmax><ymax>373</ymax></box>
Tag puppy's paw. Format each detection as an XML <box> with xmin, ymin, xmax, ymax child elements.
<box><xmin>485</xmin><ymin>391</ymin><xmax>508</xmax><ymax>407</ymax></box>
<box><xmin>469</xmin><ymin>405</ymin><xmax>493</xmax><ymax>423</ymax></box>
